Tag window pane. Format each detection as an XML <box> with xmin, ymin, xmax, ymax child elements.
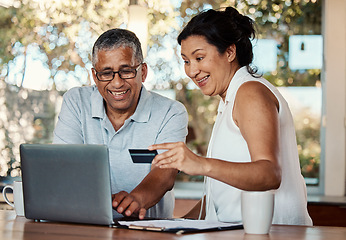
<box><xmin>174</xmin><ymin>1</ymin><xmax>323</xmax><ymax>192</ymax></box>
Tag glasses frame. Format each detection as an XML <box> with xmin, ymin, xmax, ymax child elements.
<box><xmin>94</xmin><ymin>63</ymin><xmax>143</xmax><ymax>82</ymax></box>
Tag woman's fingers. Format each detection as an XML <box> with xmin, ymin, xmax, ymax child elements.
<box><xmin>150</xmin><ymin>142</ymin><xmax>187</xmax><ymax>169</ymax></box>
<box><xmin>148</xmin><ymin>142</ymin><xmax>183</xmax><ymax>151</ymax></box>
<box><xmin>151</xmin><ymin>148</ymin><xmax>175</xmax><ymax>165</ymax></box>
<box><xmin>152</xmin><ymin>154</ymin><xmax>175</xmax><ymax>167</ymax></box>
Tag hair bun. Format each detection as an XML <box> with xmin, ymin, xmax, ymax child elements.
<box><xmin>224</xmin><ymin>7</ymin><xmax>255</xmax><ymax>40</ymax></box>
<box><xmin>225</xmin><ymin>6</ymin><xmax>240</xmax><ymax>16</ymax></box>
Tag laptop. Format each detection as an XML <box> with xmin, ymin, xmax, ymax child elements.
<box><xmin>20</xmin><ymin>144</ymin><xmax>115</xmax><ymax>226</ymax></box>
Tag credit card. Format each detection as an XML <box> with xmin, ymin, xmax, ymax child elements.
<box><xmin>128</xmin><ymin>149</ymin><xmax>158</xmax><ymax>163</ymax></box>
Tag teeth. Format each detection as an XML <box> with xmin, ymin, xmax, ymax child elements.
<box><xmin>197</xmin><ymin>76</ymin><xmax>208</xmax><ymax>83</ymax></box>
<box><xmin>110</xmin><ymin>90</ymin><xmax>127</xmax><ymax>96</ymax></box>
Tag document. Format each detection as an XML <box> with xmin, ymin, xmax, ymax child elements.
<box><xmin>116</xmin><ymin>219</ymin><xmax>243</xmax><ymax>234</ymax></box>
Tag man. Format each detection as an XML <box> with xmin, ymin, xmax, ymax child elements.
<box><xmin>53</xmin><ymin>28</ymin><xmax>188</xmax><ymax>219</ymax></box>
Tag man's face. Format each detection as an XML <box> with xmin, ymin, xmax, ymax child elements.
<box><xmin>92</xmin><ymin>47</ymin><xmax>147</xmax><ymax>116</ymax></box>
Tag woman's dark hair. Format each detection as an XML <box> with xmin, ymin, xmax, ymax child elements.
<box><xmin>178</xmin><ymin>7</ymin><xmax>257</xmax><ymax>75</ymax></box>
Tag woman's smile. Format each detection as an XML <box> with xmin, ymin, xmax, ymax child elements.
<box><xmin>196</xmin><ymin>75</ymin><xmax>210</xmax><ymax>87</ymax></box>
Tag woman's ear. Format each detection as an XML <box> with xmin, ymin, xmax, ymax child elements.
<box><xmin>226</xmin><ymin>44</ymin><xmax>237</xmax><ymax>63</ymax></box>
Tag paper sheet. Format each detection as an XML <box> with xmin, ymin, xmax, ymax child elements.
<box><xmin>118</xmin><ymin>219</ymin><xmax>241</xmax><ymax>230</ymax></box>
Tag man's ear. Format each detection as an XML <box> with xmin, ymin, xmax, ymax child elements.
<box><xmin>226</xmin><ymin>44</ymin><xmax>237</xmax><ymax>63</ymax></box>
<box><xmin>141</xmin><ymin>63</ymin><xmax>148</xmax><ymax>83</ymax></box>
<box><xmin>91</xmin><ymin>68</ymin><xmax>98</xmax><ymax>85</ymax></box>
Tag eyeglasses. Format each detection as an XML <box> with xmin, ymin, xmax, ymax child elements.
<box><xmin>94</xmin><ymin>63</ymin><xmax>142</xmax><ymax>81</ymax></box>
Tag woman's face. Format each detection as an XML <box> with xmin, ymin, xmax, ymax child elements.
<box><xmin>180</xmin><ymin>35</ymin><xmax>236</xmax><ymax>99</ymax></box>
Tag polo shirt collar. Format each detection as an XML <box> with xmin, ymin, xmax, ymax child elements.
<box><xmin>90</xmin><ymin>85</ymin><xmax>151</xmax><ymax>123</ymax></box>
<box><xmin>130</xmin><ymin>86</ymin><xmax>151</xmax><ymax>123</ymax></box>
<box><xmin>91</xmin><ymin>86</ymin><xmax>105</xmax><ymax>119</ymax></box>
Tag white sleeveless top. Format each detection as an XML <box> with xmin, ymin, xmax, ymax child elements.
<box><xmin>205</xmin><ymin>66</ymin><xmax>312</xmax><ymax>225</ymax></box>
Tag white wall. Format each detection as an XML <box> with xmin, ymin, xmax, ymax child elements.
<box><xmin>323</xmin><ymin>0</ymin><xmax>346</xmax><ymax>196</ymax></box>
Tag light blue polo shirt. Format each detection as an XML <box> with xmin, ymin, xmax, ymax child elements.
<box><xmin>53</xmin><ymin>85</ymin><xmax>188</xmax><ymax>218</ymax></box>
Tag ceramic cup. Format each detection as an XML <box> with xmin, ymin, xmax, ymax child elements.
<box><xmin>241</xmin><ymin>190</ymin><xmax>275</xmax><ymax>234</ymax></box>
<box><xmin>2</xmin><ymin>181</ymin><xmax>25</xmax><ymax>216</ymax></box>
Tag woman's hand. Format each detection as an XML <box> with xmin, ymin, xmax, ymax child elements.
<box><xmin>149</xmin><ymin>142</ymin><xmax>208</xmax><ymax>176</ymax></box>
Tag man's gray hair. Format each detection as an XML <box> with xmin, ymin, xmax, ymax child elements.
<box><xmin>92</xmin><ymin>28</ymin><xmax>143</xmax><ymax>67</ymax></box>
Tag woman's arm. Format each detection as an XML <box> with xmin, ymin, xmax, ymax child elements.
<box><xmin>150</xmin><ymin>81</ymin><xmax>282</xmax><ymax>191</ymax></box>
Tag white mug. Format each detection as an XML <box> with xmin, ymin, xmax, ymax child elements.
<box><xmin>241</xmin><ymin>190</ymin><xmax>275</xmax><ymax>234</ymax></box>
<box><xmin>2</xmin><ymin>181</ymin><xmax>25</xmax><ymax>216</ymax></box>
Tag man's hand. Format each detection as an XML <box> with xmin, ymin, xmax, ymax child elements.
<box><xmin>112</xmin><ymin>191</ymin><xmax>146</xmax><ymax>219</ymax></box>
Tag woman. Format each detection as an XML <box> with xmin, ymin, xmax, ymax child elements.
<box><xmin>149</xmin><ymin>7</ymin><xmax>312</xmax><ymax>225</ymax></box>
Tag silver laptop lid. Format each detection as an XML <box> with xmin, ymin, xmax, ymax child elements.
<box><xmin>20</xmin><ymin>144</ymin><xmax>113</xmax><ymax>226</ymax></box>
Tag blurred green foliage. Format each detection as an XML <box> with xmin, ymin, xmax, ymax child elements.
<box><xmin>0</xmin><ymin>0</ymin><xmax>322</xmax><ymax>183</ymax></box>
<box><xmin>175</xmin><ymin>0</ymin><xmax>322</xmax><ymax>183</ymax></box>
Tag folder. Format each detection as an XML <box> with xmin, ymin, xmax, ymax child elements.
<box><xmin>115</xmin><ymin>219</ymin><xmax>243</xmax><ymax>234</ymax></box>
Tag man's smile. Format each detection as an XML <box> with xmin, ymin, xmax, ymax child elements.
<box><xmin>108</xmin><ymin>89</ymin><xmax>129</xmax><ymax>96</ymax></box>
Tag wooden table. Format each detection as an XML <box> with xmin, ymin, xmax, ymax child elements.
<box><xmin>1</xmin><ymin>210</ymin><xmax>346</xmax><ymax>240</ymax></box>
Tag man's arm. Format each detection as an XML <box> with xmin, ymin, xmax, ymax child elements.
<box><xmin>53</xmin><ymin>89</ymin><xmax>84</xmax><ymax>144</ymax></box>
<box><xmin>112</xmin><ymin>101</ymin><xmax>189</xmax><ymax>219</ymax></box>
<box><xmin>112</xmin><ymin>167</ymin><xmax>178</xmax><ymax>219</ymax></box>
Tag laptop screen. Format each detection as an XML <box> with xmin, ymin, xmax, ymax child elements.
<box><xmin>20</xmin><ymin>144</ymin><xmax>114</xmax><ymax>226</ymax></box>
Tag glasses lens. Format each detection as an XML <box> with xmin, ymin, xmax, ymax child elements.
<box><xmin>98</xmin><ymin>71</ymin><xmax>114</xmax><ymax>81</ymax></box>
<box><xmin>96</xmin><ymin>64</ymin><xmax>141</xmax><ymax>81</ymax></box>
<box><xmin>119</xmin><ymin>69</ymin><xmax>136</xmax><ymax>79</ymax></box>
